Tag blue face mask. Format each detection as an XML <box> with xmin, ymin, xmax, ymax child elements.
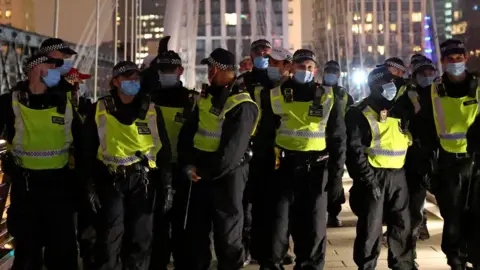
<box><xmin>267</xmin><ymin>67</ymin><xmax>282</xmax><ymax>82</ymax></box>
<box><xmin>57</xmin><ymin>59</ymin><xmax>73</xmax><ymax>75</ymax></box>
<box><xmin>446</xmin><ymin>62</ymin><xmax>466</xmax><ymax>76</ymax></box>
<box><xmin>416</xmin><ymin>74</ymin><xmax>435</xmax><ymax>88</ymax></box>
<box><xmin>323</xmin><ymin>73</ymin><xmax>338</xmax><ymax>86</ymax></box>
<box><xmin>41</xmin><ymin>69</ymin><xmax>61</xmax><ymax>88</ymax></box>
<box><xmin>253</xmin><ymin>57</ymin><xmax>269</xmax><ymax>70</ymax></box>
<box><xmin>293</xmin><ymin>70</ymin><xmax>314</xmax><ymax>84</ymax></box>
<box><xmin>159</xmin><ymin>73</ymin><xmax>179</xmax><ymax>88</ymax></box>
<box><xmin>120</xmin><ymin>80</ymin><xmax>140</xmax><ymax>96</ymax></box>
<box><xmin>381</xmin><ymin>82</ymin><xmax>397</xmax><ymax>101</ymax></box>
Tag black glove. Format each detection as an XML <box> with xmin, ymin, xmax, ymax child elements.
<box><xmin>163</xmin><ymin>185</ymin><xmax>175</xmax><ymax>214</ymax></box>
<box><xmin>87</xmin><ymin>184</ymin><xmax>102</xmax><ymax>214</ymax></box>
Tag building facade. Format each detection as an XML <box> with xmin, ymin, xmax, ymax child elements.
<box><xmin>0</xmin><ymin>0</ymin><xmax>35</xmax><ymax>31</ymax></box>
<box><xmin>194</xmin><ymin>0</ymin><xmax>289</xmax><ymax>85</ymax></box>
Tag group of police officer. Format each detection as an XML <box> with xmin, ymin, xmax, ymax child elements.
<box><xmin>0</xmin><ymin>33</ymin><xmax>479</xmax><ymax>270</ymax></box>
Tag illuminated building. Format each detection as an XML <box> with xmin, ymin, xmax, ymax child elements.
<box><xmin>0</xmin><ymin>0</ymin><xmax>35</xmax><ymax>31</ymax></box>
<box><xmin>452</xmin><ymin>0</ymin><xmax>480</xmax><ymax>55</ymax></box>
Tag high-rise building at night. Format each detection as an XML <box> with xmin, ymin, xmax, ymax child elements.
<box><xmin>194</xmin><ymin>0</ymin><xmax>289</xmax><ymax>84</ymax></box>
<box><xmin>117</xmin><ymin>0</ymin><xmax>166</xmax><ymax>64</ymax></box>
<box><xmin>452</xmin><ymin>0</ymin><xmax>480</xmax><ymax>55</ymax></box>
<box><xmin>0</xmin><ymin>0</ymin><xmax>35</xmax><ymax>31</ymax></box>
<box><xmin>312</xmin><ymin>0</ymin><xmax>433</xmax><ymax>92</ymax></box>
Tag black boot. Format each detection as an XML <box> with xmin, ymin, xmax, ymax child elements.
<box><xmin>281</xmin><ymin>253</ymin><xmax>294</xmax><ymax>265</ymax></box>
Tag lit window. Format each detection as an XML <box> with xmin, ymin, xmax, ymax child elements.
<box><xmin>445</xmin><ymin>10</ymin><xmax>452</xmax><ymax>16</ymax></box>
<box><xmin>225</xmin><ymin>13</ymin><xmax>237</xmax><ymax>25</ymax></box>
<box><xmin>445</xmin><ymin>2</ymin><xmax>452</xmax><ymax>8</ymax></box>
<box><xmin>327</xmin><ymin>21</ymin><xmax>331</xmax><ymax>30</ymax></box>
<box><xmin>452</xmin><ymin>21</ymin><xmax>468</xmax><ymax>35</ymax></box>
<box><xmin>25</xmin><ymin>12</ymin><xmax>29</xmax><ymax>19</ymax></box>
<box><xmin>390</xmin><ymin>24</ymin><xmax>397</xmax><ymax>31</ymax></box>
<box><xmin>364</xmin><ymin>24</ymin><xmax>372</xmax><ymax>32</ymax></box>
<box><xmin>353</xmin><ymin>13</ymin><xmax>360</xmax><ymax>21</ymax></box>
<box><xmin>377</xmin><ymin>46</ymin><xmax>385</xmax><ymax>55</ymax></box>
<box><xmin>352</xmin><ymin>24</ymin><xmax>359</xmax><ymax>34</ymax></box>
<box><xmin>116</xmin><ymin>16</ymin><xmax>121</xmax><ymax>22</ymax></box>
<box><xmin>446</xmin><ymin>18</ymin><xmax>452</xmax><ymax>23</ymax></box>
<box><xmin>366</xmin><ymin>13</ymin><xmax>372</xmax><ymax>22</ymax></box>
<box><xmin>160</xmin><ymin>27</ymin><xmax>164</xmax><ymax>32</ymax></box>
<box><xmin>454</xmin><ymin>11</ymin><xmax>462</xmax><ymax>20</ymax></box>
<box><xmin>411</xmin><ymin>12</ymin><xmax>422</xmax><ymax>22</ymax></box>
<box><xmin>154</xmin><ymin>27</ymin><xmax>161</xmax><ymax>32</ymax></box>
<box><xmin>378</xmin><ymin>24</ymin><xmax>383</xmax><ymax>31</ymax></box>
<box><xmin>143</xmin><ymin>22</ymin><xmax>147</xmax><ymax>26</ymax></box>
<box><xmin>5</xmin><ymin>10</ymin><xmax>11</xmax><ymax>18</ymax></box>
<box><xmin>367</xmin><ymin>46</ymin><xmax>372</xmax><ymax>52</ymax></box>
<box><xmin>143</xmin><ymin>33</ymin><xmax>153</xmax><ymax>39</ymax></box>
<box><xmin>413</xmin><ymin>46</ymin><xmax>422</xmax><ymax>52</ymax></box>
<box><xmin>150</xmin><ymin>22</ymin><xmax>155</xmax><ymax>26</ymax></box>
<box><xmin>155</xmin><ymin>34</ymin><xmax>161</xmax><ymax>38</ymax></box>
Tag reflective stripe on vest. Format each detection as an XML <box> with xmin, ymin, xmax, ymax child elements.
<box><xmin>159</xmin><ymin>106</ymin><xmax>184</xmax><ymax>163</ymax></box>
<box><xmin>431</xmin><ymin>83</ymin><xmax>480</xmax><ymax>153</ymax></box>
<box><xmin>270</xmin><ymin>86</ymin><xmax>333</xmax><ymax>151</ymax></box>
<box><xmin>11</xmin><ymin>93</ymin><xmax>73</xmax><ymax>170</ymax></box>
<box><xmin>362</xmin><ymin>106</ymin><xmax>411</xmax><ymax>169</ymax></box>
<box><xmin>95</xmin><ymin>100</ymin><xmax>161</xmax><ymax>168</ymax></box>
<box><xmin>194</xmin><ymin>92</ymin><xmax>259</xmax><ymax>152</ymax></box>
<box><xmin>394</xmin><ymin>85</ymin><xmax>407</xmax><ymax>102</ymax></box>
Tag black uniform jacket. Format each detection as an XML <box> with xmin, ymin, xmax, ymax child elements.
<box><xmin>0</xmin><ymin>80</ymin><xmax>83</xmax><ymax>169</ymax></box>
<box><xmin>82</xmin><ymin>90</ymin><xmax>172</xmax><ymax>182</ymax></box>
<box><xmin>177</xmin><ymin>84</ymin><xmax>259</xmax><ymax>180</ymax></box>
<box><xmin>257</xmin><ymin>78</ymin><xmax>347</xmax><ymax>189</ymax></box>
<box><xmin>332</xmin><ymin>85</ymin><xmax>354</xmax><ymax>109</ymax></box>
<box><xmin>242</xmin><ymin>68</ymin><xmax>273</xmax><ymax>97</ymax></box>
<box><xmin>151</xmin><ymin>82</ymin><xmax>193</xmax><ymax>109</ymax></box>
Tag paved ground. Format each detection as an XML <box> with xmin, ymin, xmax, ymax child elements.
<box><xmin>174</xmin><ymin>178</ymin><xmax>449</xmax><ymax>270</ymax></box>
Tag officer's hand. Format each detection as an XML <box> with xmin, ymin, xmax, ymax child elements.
<box><xmin>88</xmin><ymin>185</ymin><xmax>102</xmax><ymax>214</ymax></box>
<box><xmin>185</xmin><ymin>166</ymin><xmax>201</xmax><ymax>182</ymax></box>
<box><xmin>163</xmin><ymin>185</ymin><xmax>175</xmax><ymax>214</ymax></box>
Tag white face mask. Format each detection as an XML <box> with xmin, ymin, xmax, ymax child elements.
<box><xmin>381</xmin><ymin>82</ymin><xmax>397</xmax><ymax>101</ymax></box>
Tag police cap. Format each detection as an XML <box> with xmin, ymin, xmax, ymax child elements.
<box><xmin>39</xmin><ymin>38</ymin><xmax>77</xmax><ymax>55</ymax></box>
<box><xmin>293</xmin><ymin>49</ymin><xmax>317</xmax><ymax>64</ymax></box>
<box><xmin>23</xmin><ymin>54</ymin><xmax>64</xmax><ymax>74</ymax></box>
<box><xmin>201</xmin><ymin>48</ymin><xmax>236</xmax><ymax>71</ymax></box>
<box><xmin>250</xmin><ymin>39</ymin><xmax>272</xmax><ymax>52</ymax></box>
<box><xmin>324</xmin><ymin>60</ymin><xmax>340</xmax><ymax>73</ymax></box>
<box><xmin>383</xmin><ymin>57</ymin><xmax>407</xmax><ymax>72</ymax></box>
<box><xmin>440</xmin><ymin>39</ymin><xmax>466</xmax><ymax>58</ymax></box>
<box><xmin>368</xmin><ymin>65</ymin><xmax>394</xmax><ymax>88</ymax></box>
<box><xmin>412</xmin><ymin>58</ymin><xmax>436</xmax><ymax>74</ymax></box>
<box><xmin>112</xmin><ymin>61</ymin><xmax>140</xmax><ymax>78</ymax></box>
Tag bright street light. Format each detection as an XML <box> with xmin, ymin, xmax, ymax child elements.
<box><xmin>352</xmin><ymin>70</ymin><xmax>367</xmax><ymax>85</ymax></box>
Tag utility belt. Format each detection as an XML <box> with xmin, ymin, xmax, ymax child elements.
<box><xmin>275</xmin><ymin>147</ymin><xmax>329</xmax><ymax>171</ymax></box>
<box><xmin>107</xmin><ymin>162</ymin><xmax>151</xmax><ymax>197</ymax></box>
<box><xmin>438</xmin><ymin>148</ymin><xmax>471</xmax><ymax>162</ymax></box>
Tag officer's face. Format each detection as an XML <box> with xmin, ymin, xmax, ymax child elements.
<box><xmin>29</xmin><ymin>63</ymin><xmax>56</xmax><ymax>82</ymax></box>
<box><xmin>269</xmin><ymin>58</ymin><xmax>291</xmax><ymax>76</ymax></box>
<box><xmin>159</xmin><ymin>66</ymin><xmax>184</xmax><ymax>78</ymax></box>
<box><xmin>250</xmin><ymin>46</ymin><xmax>272</xmax><ymax>59</ymax></box>
<box><xmin>113</xmin><ymin>71</ymin><xmax>140</xmax><ymax>88</ymax></box>
<box><xmin>48</xmin><ymin>50</ymin><xmax>72</xmax><ymax>60</ymax></box>
<box><xmin>292</xmin><ymin>60</ymin><xmax>317</xmax><ymax>75</ymax></box>
<box><xmin>239</xmin><ymin>59</ymin><xmax>253</xmax><ymax>72</ymax></box>
<box><xmin>388</xmin><ymin>66</ymin><xmax>405</xmax><ymax>77</ymax></box>
<box><xmin>442</xmin><ymin>53</ymin><xmax>466</xmax><ymax>65</ymax></box>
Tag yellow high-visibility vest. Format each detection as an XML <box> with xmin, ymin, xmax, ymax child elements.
<box><xmin>9</xmin><ymin>92</ymin><xmax>73</xmax><ymax>170</ymax></box>
<box><xmin>193</xmin><ymin>92</ymin><xmax>259</xmax><ymax>152</ymax></box>
<box><xmin>95</xmin><ymin>100</ymin><xmax>162</xmax><ymax>169</ymax></box>
<box><xmin>159</xmin><ymin>106</ymin><xmax>185</xmax><ymax>163</ymax></box>
<box><xmin>270</xmin><ymin>86</ymin><xmax>334</xmax><ymax>152</ymax></box>
<box><xmin>394</xmin><ymin>85</ymin><xmax>407</xmax><ymax>102</ymax></box>
<box><xmin>431</xmin><ymin>82</ymin><xmax>480</xmax><ymax>153</ymax></box>
<box><xmin>362</xmin><ymin>106</ymin><xmax>411</xmax><ymax>169</ymax></box>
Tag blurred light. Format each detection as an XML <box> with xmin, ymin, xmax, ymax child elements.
<box><xmin>353</xmin><ymin>70</ymin><xmax>367</xmax><ymax>85</ymax></box>
<box><xmin>425</xmin><ymin>16</ymin><xmax>430</xmax><ymax>20</ymax></box>
<box><xmin>474</xmin><ymin>5</ymin><xmax>479</xmax><ymax>11</ymax></box>
<box><xmin>0</xmin><ymin>139</ymin><xmax>5</xmax><ymax>144</ymax></box>
<box><xmin>424</xmin><ymin>25</ymin><xmax>429</xmax><ymax>29</ymax></box>
<box><xmin>425</xmin><ymin>49</ymin><xmax>433</xmax><ymax>53</ymax></box>
<box><xmin>425</xmin><ymin>37</ymin><xmax>431</xmax><ymax>41</ymax></box>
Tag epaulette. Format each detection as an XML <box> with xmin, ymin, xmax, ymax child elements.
<box><xmin>469</xmin><ymin>74</ymin><xmax>479</xmax><ymax>98</ymax></box>
<box><xmin>434</xmin><ymin>77</ymin><xmax>447</xmax><ymax>97</ymax></box>
<box><xmin>103</xmin><ymin>95</ymin><xmax>117</xmax><ymax>114</ymax></box>
<box><xmin>138</xmin><ymin>95</ymin><xmax>151</xmax><ymax>120</ymax></box>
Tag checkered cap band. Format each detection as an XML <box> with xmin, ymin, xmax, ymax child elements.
<box><xmin>385</xmin><ymin>61</ymin><xmax>406</xmax><ymax>72</ymax></box>
<box><xmin>441</xmin><ymin>43</ymin><xmax>465</xmax><ymax>52</ymax></box>
<box><xmin>369</xmin><ymin>72</ymin><xmax>385</xmax><ymax>83</ymax></box>
<box><xmin>113</xmin><ymin>64</ymin><xmax>139</xmax><ymax>77</ymax></box>
<box><xmin>413</xmin><ymin>61</ymin><xmax>435</xmax><ymax>72</ymax></box>
<box><xmin>293</xmin><ymin>53</ymin><xmax>317</xmax><ymax>63</ymax></box>
<box><xmin>251</xmin><ymin>40</ymin><xmax>272</xmax><ymax>50</ymax></box>
<box><xmin>64</xmin><ymin>73</ymin><xmax>78</xmax><ymax>81</ymax></box>
<box><xmin>23</xmin><ymin>56</ymin><xmax>50</xmax><ymax>74</ymax></box>
<box><xmin>39</xmin><ymin>43</ymin><xmax>68</xmax><ymax>54</ymax></box>
<box><xmin>157</xmin><ymin>58</ymin><xmax>182</xmax><ymax>65</ymax></box>
<box><xmin>207</xmin><ymin>57</ymin><xmax>234</xmax><ymax>70</ymax></box>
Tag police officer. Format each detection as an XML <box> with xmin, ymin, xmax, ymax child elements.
<box><xmin>82</xmin><ymin>61</ymin><xmax>172</xmax><ymax>270</ymax></box>
<box><xmin>146</xmin><ymin>36</ymin><xmax>196</xmax><ymax>270</ymax></box>
<box><xmin>393</xmin><ymin>58</ymin><xmax>438</xmax><ymax>267</ymax></box>
<box><xmin>382</xmin><ymin>57</ymin><xmax>409</xmax><ymax>101</ymax></box>
<box><xmin>242</xmin><ymin>39</ymin><xmax>273</xmax><ymax>90</ymax></box>
<box><xmin>174</xmin><ymin>48</ymin><xmax>259</xmax><ymax>270</ymax></box>
<box><xmin>322</xmin><ymin>60</ymin><xmax>353</xmax><ymax>228</ymax></box>
<box><xmin>39</xmin><ymin>38</ymin><xmax>77</xmax><ymax>86</ymax></box>
<box><xmin>248</xmin><ymin>47</ymin><xmax>293</xmax><ymax>266</ymax></box>
<box><xmin>346</xmin><ymin>66</ymin><xmax>414</xmax><ymax>270</ymax></box>
<box><xmin>259</xmin><ymin>49</ymin><xmax>346</xmax><ymax>269</ymax></box>
<box><xmin>427</xmin><ymin>39</ymin><xmax>480</xmax><ymax>270</ymax></box>
<box><xmin>0</xmin><ymin>54</ymin><xmax>81</xmax><ymax>269</ymax></box>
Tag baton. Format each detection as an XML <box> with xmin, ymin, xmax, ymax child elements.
<box><xmin>184</xmin><ymin>169</ymin><xmax>194</xmax><ymax>230</ymax></box>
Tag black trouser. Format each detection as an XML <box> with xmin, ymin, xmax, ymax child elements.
<box><xmin>434</xmin><ymin>155</ymin><xmax>480</xmax><ymax>267</ymax></box>
<box><xmin>404</xmin><ymin>168</ymin><xmax>427</xmax><ymax>257</ymax></box>
<box><xmin>7</xmin><ymin>168</ymin><xmax>78</xmax><ymax>270</ymax></box>
<box><xmin>93</xmin><ymin>167</ymin><xmax>155</xmax><ymax>270</ymax></box>
<box><xmin>327</xmin><ymin>188</ymin><xmax>345</xmax><ymax>218</ymax></box>
<box><xmin>77</xmin><ymin>204</ymin><xmax>97</xmax><ymax>270</ymax></box>
<box><xmin>261</xmin><ymin>154</ymin><xmax>328</xmax><ymax>270</ymax></box>
<box><xmin>349</xmin><ymin>168</ymin><xmax>413</xmax><ymax>270</ymax></box>
<box><xmin>149</xmin><ymin>164</ymin><xmax>179</xmax><ymax>270</ymax></box>
<box><xmin>171</xmin><ymin>165</ymin><xmax>247</xmax><ymax>270</ymax></box>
